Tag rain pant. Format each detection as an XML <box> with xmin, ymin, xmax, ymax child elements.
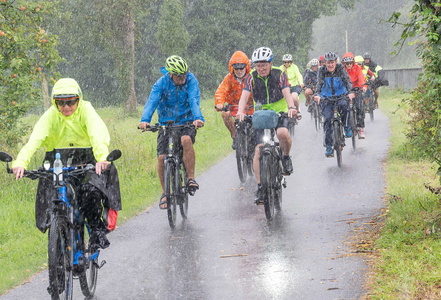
<box><xmin>214</xmin><ymin>51</ymin><xmax>254</xmax><ymax>116</ymax></box>
<box><xmin>11</xmin><ymin>78</ymin><xmax>121</xmax><ymax>232</ymax></box>
<box><xmin>140</xmin><ymin>68</ymin><xmax>205</xmax><ymax>125</ymax></box>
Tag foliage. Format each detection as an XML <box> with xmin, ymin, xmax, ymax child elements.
<box><xmin>0</xmin><ymin>0</ymin><xmax>62</xmax><ymax>148</ymax></box>
<box><xmin>388</xmin><ymin>1</ymin><xmax>441</xmax><ymax>183</ymax></box>
<box><xmin>156</xmin><ymin>0</ymin><xmax>189</xmax><ymax>57</ymax></box>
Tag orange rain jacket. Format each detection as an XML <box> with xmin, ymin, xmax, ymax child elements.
<box><xmin>215</xmin><ymin>51</ymin><xmax>254</xmax><ymax>116</ymax></box>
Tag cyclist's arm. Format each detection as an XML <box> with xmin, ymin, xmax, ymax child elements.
<box><xmin>187</xmin><ymin>74</ymin><xmax>205</xmax><ymax>122</ymax></box>
<box><xmin>282</xmin><ymin>87</ymin><xmax>298</xmax><ymax>118</ymax></box>
<box><xmin>214</xmin><ymin>74</ymin><xmax>230</xmax><ymax>110</ymax></box>
<box><xmin>237</xmin><ymin>89</ymin><xmax>251</xmax><ymax>121</ymax></box>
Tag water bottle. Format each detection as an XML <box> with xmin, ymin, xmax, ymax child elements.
<box><xmin>255</xmin><ymin>101</ymin><xmax>262</xmax><ymax>111</ymax></box>
<box><xmin>53</xmin><ymin>153</ymin><xmax>63</xmax><ymax>184</ymax></box>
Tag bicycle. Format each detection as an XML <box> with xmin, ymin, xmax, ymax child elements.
<box><xmin>234</xmin><ymin>115</ymin><xmax>254</xmax><ymax>183</ymax></box>
<box><xmin>252</xmin><ymin>110</ymin><xmax>288</xmax><ymax>220</ymax></box>
<box><xmin>347</xmin><ymin>87</ymin><xmax>364</xmax><ymax>150</ymax></box>
<box><xmin>311</xmin><ymin>98</ymin><xmax>323</xmax><ymax>131</ymax></box>
<box><xmin>324</xmin><ymin>95</ymin><xmax>348</xmax><ymax>168</ymax></box>
<box><xmin>365</xmin><ymin>81</ymin><xmax>375</xmax><ymax>121</ymax></box>
<box><xmin>142</xmin><ymin>121</ymin><xmax>195</xmax><ymax>229</ymax></box>
<box><xmin>0</xmin><ymin>148</ymin><xmax>121</xmax><ymax>300</ymax></box>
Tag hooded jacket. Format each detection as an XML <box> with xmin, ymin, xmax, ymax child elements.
<box><xmin>344</xmin><ymin>63</ymin><xmax>366</xmax><ymax>89</ymax></box>
<box><xmin>141</xmin><ymin>69</ymin><xmax>205</xmax><ymax>125</ymax></box>
<box><xmin>12</xmin><ymin>78</ymin><xmax>110</xmax><ymax>168</ymax></box>
<box><xmin>214</xmin><ymin>51</ymin><xmax>254</xmax><ymax>116</ymax></box>
<box><xmin>12</xmin><ymin>78</ymin><xmax>121</xmax><ymax>232</ymax></box>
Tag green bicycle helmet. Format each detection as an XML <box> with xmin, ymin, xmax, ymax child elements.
<box><xmin>165</xmin><ymin>55</ymin><xmax>189</xmax><ymax>75</ymax></box>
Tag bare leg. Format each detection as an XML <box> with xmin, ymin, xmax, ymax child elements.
<box><xmin>277</xmin><ymin>127</ymin><xmax>292</xmax><ymax>156</ymax></box>
<box><xmin>221</xmin><ymin>111</ymin><xmax>236</xmax><ymax>138</ymax></box>
<box><xmin>181</xmin><ymin>135</ymin><xmax>195</xmax><ymax>179</ymax></box>
<box><xmin>157</xmin><ymin>155</ymin><xmax>166</xmax><ymax>209</ymax></box>
<box><xmin>253</xmin><ymin>144</ymin><xmax>262</xmax><ymax>184</ymax></box>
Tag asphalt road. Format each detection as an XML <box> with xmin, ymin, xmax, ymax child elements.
<box><xmin>1</xmin><ymin>109</ymin><xmax>389</xmax><ymax>300</ymax></box>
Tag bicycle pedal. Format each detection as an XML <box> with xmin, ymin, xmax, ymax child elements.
<box><xmin>254</xmin><ymin>200</ymin><xmax>264</xmax><ymax>206</ymax></box>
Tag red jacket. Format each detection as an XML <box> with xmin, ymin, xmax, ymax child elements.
<box><xmin>345</xmin><ymin>63</ymin><xmax>366</xmax><ymax>88</ymax></box>
<box><xmin>215</xmin><ymin>51</ymin><xmax>254</xmax><ymax>116</ymax></box>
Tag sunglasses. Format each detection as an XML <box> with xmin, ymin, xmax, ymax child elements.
<box><xmin>234</xmin><ymin>66</ymin><xmax>245</xmax><ymax>70</ymax></box>
<box><xmin>344</xmin><ymin>62</ymin><xmax>354</xmax><ymax>65</ymax></box>
<box><xmin>55</xmin><ymin>98</ymin><xmax>79</xmax><ymax>107</ymax></box>
<box><xmin>284</xmin><ymin>61</ymin><xmax>293</xmax><ymax>64</ymax></box>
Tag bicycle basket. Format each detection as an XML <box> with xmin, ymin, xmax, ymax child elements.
<box><xmin>252</xmin><ymin>110</ymin><xmax>278</xmax><ymax>129</ymax></box>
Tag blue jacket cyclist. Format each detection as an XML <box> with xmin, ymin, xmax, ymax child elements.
<box><xmin>313</xmin><ymin>51</ymin><xmax>355</xmax><ymax>158</ymax></box>
<box><xmin>138</xmin><ymin>55</ymin><xmax>205</xmax><ymax>210</ymax></box>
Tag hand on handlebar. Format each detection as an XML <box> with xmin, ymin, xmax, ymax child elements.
<box><xmin>287</xmin><ymin>108</ymin><xmax>297</xmax><ymax>118</ymax></box>
<box><xmin>236</xmin><ymin>112</ymin><xmax>245</xmax><ymax>122</ymax></box>
<box><xmin>193</xmin><ymin>119</ymin><xmax>204</xmax><ymax>128</ymax></box>
<box><xmin>12</xmin><ymin>166</ymin><xmax>25</xmax><ymax>180</ymax></box>
<box><xmin>96</xmin><ymin>161</ymin><xmax>110</xmax><ymax>175</ymax></box>
<box><xmin>138</xmin><ymin>122</ymin><xmax>150</xmax><ymax>131</ymax></box>
<box><xmin>348</xmin><ymin>93</ymin><xmax>355</xmax><ymax>100</ymax></box>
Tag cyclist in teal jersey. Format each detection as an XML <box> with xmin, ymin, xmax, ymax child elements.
<box><xmin>237</xmin><ymin>47</ymin><xmax>299</xmax><ymax>202</ymax></box>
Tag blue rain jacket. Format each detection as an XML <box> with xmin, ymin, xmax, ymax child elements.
<box><xmin>141</xmin><ymin>67</ymin><xmax>205</xmax><ymax>125</ymax></box>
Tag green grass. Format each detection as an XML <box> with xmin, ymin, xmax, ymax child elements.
<box><xmin>367</xmin><ymin>89</ymin><xmax>441</xmax><ymax>299</ymax></box>
<box><xmin>0</xmin><ymin>96</ymin><xmax>232</xmax><ymax>294</ymax></box>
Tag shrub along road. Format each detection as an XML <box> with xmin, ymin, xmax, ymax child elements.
<box><xmin>1</xmin><ymin>109</ymin><xmax>389</xmax><ymax>299</ymax></box>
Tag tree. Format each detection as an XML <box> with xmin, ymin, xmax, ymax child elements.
<box><xmin>389</xmin><ymin>1</ymin><xmax>441</xmax><ymax>182</ymax></box>
<box><xmin>0</xmin><ymin>0</ymin><xmax>62</xmax><ymax>149</ymax></box>
<box><xmin>156</xmin><ymin>0</ymin><xmax>189</xmax><ymax>56</ymax></box>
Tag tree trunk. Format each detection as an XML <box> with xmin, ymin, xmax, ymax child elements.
<box><xmin>123</xmin><ymin>14</ymin><xmax>137</xmax><ymax>113</ymax></box>
<box><xmin>41</xmin><ymin>72</ymin><xmax>50</xmax><ymax>110</ymax></box>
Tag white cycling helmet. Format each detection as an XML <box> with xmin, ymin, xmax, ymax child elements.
<box><xmin>252</xmin><ymin>47</ymin><xmax>274</xmax><ymax>63</ymax></box>
<box><xmin>310</xmin><ymin>58</ymin><xmax>319</xmax><ymax>66</ymax></box>
<box><xmin>282</xmin><ymin>54</ymin><xmax>293</xmax><ymax>62</ymax></box>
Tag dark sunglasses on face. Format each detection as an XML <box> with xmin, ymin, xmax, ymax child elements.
<box><xmin>344</xmin><ymin>62</ymin><xmax>354</xmax><ymax>65</ymax></box>
<box><xmin>55</xmin><ymin>98</ymin><xmax>79</xmax><ymax>107</ymax></box>
<box><xmin>232</xmin><ymin>63</ymin><xmax>246</xmax><ymax>70</ymax></box>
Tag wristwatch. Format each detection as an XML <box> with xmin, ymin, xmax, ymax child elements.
<box><xmin>289</xmin><ymin>106</ymin><xmax>297</xmax><ymax>110</ymax></box>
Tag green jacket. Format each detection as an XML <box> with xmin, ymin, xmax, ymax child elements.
<box><xmin>280</xmin><ymin>63</ymin><xmax>304</xmax><ymax>86</ymax></box>
<box><xmin>12</xmin><ymin>78</ymin><xmax>110</xmax><ymax>168</ymax></box>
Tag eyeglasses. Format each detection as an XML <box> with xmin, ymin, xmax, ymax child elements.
<box><xmin>171</xmin><ymin>72</ymin><xmax>188</xmax><ymax>78</ymax></box>
<box><xmin>232</xmin><ymin>63</ymin><xmax>246</xmax><ymax>70</ymax></box>
<box><xmin>344</xmin><ymin>62</ymin><xmax>354</xmax><ymax>66</ymax></box>
<box><xmin>284</xmin><ymin>61</ymin><xmax>293</xmax><ymax>64</ymax></box>
<box><xmin>55</xmin><ymin>98</ymin><xmax>79</xmax><ymax>107</ymax></box>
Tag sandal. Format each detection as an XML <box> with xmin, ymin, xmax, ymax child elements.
<box><xmin>187</xmin><ymin>178</ymin><xmax>199</xmax><ymax>196</ymax></box>
<box><xmin>158</xmin><ymin>194</ymin><xmax>167</xmax><ymax>210</ymax></box>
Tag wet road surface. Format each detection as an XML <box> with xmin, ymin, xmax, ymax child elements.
<box><xmin>1</xmin><ymin>109</ymin><xmax>389</xmax><ymax>300</ymax></box>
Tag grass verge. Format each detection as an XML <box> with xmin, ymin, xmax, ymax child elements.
<box><xmin>362</xmin><ymin>88</ymin><xmax>441</xmax><ymax>299</ymax></box>
<box><xmin>0</xmin><ymin>96</ymin><xmax>232</xmax><ymax>295</ymax></box>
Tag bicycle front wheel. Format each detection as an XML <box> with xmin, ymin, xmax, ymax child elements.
<box><xmin>165</xmin><ymin>161</ymin><xmax>177</xmax><ymax>228</ymax></box>
<box><xmin>349</xmin><ymin>108</ymin><xmax>357</xmax><ymax>150</ymax></box>
<box><xmin>48</xmin><ymin>218</ymin><xmax>73</xmax><ymax>300</ymax></box>
<box><xmin>368</xmin><ymin>93</ymin><xmax>375</xmax><ymax>121</ymax></box>
<box><xmin>260</xmin><ymin>152</ymin><xmax>276</xmax><ymax>220</ymax></box>
<box><xmin>78</xmin><ymin>227</ymin><xmax>98</xmax><ymax>299</ymax></box>
<box><xmin>178</xmin><ymin>162</ymin><xmax>189</xmax><ymax>219</ymax></box>
<box><xmin>332</xmin><ymin>121</ymin><xmax>343</xmax><ymax>168</ymax></box>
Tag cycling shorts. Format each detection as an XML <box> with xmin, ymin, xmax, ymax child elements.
<box><xmin>254</xmin><ymin>116</ymin><xmax>290</xmax><ymax>145</ymax></box>
<box><xmin>157</xmin><ymin>126</ymin><xmax>196</xmax><ymax>156</ymax></box>
<box><xmin>290</xmin><ymin>85</ymin><xmax>302</xmax><ymax>95</ymax></box>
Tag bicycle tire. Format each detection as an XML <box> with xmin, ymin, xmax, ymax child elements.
<box><xmin>178</xmin><ymin>162</ymin><xmax>189</xmax><ymax>218</ymax></box>
<box><xmin>368</xmin><ymin>92</ymin><xmax>375</xmax><ymax>121</ymax></box>
<box><xmin>349</xmin><ymin>108</ymin><xmax>357</xmax><ymax>150</ymax></box>
<box><xmin>164</xmin><ymin>161</ymin><xmax>177</xmax><ymax>228</ymax></box>
<box><xmin>274</xmin><ymin>156</ymin><xmax>283</xmax><ymax>211</ymax></box>
<box><xmin>78</xmin><ymin>227</ymin><xmax>98</xmax><ymax>299</ymax></box>
<box><xmin>288</xmin><ymin>119</ymin><xmax>296</xmax><ymax>138</ymax></box>
<box><xmin>48</xmin><ymin>218</ymin><xmax>73</xmax><ymax>300</ymax></box>
<box><xmin>332</xmin><ymin>121</ymin><xmax>343</xmax><ymax>168</ymax></box>
<box><xmin>260</xmin><ymin>152</ymin><xmax>275</xmax><ymax>220</ymax></box>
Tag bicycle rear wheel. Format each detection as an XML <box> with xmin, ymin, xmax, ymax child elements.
<box><xmin>332</xmin><ymin>122</ymin><xmax>343</xmax><ymax>168</ymax></box>
<box><xmin>48</xmin><ymin>218</ymin><xmax>73</xmax><ymax>300</ymax></box>
<box><xmin>178</xmin><ymin>163</ymin><xmax>189</xmax><ymax>218</ymax></box>
<box><xmin>260</xmin><ymin>152</ymin><xmax>276</xmax><ymax>220</ymax></box>
<box><xmin>164</xmin><ymin>161</ymin><xmax>177</xmax><ymax>228</ymax></box>
<box><xmin>78</xmin><ymin>227</ymin><xmax>98</xmax><ymax>299</ymax></box>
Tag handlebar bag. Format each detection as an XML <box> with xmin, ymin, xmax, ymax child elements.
<box><xmin>252</xmin><ymin>110</ymin><xmax>278</xmax><ymax>129</ymax></box>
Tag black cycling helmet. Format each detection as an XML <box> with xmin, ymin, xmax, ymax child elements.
<box><xmin>324</xmin><ymin>52</ymin><xmax>338</xmax><ymax>61</ymax></box>
<box><xmin>363</xmin><ymin>52</ymin><xmax>371</xmax><ymax>59</ymax></box>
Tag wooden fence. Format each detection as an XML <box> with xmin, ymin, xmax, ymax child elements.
<box><xmin>382</xmin><ymin>68</ymin><xmax>422</xmax><ymax>91</ymax></box>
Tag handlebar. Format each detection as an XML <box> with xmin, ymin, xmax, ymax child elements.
<box><xmin>138</xmin><ymin>121</ymin><xmax>196</xmax><ymax>132</ymax></box>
